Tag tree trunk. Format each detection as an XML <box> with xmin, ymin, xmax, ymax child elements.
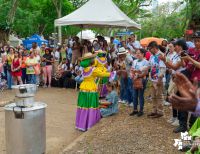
<box><xmin>0</xmin><ymin>29</ymin><xmax>9</xmax><ymax>45</ymax></box>
<box><xmin>7</xmin><ymin>0</ymin><xmax>19</xmax><ymax>35</ymax></box>
<box><xmin>58</xmin><ymin>0</ymin><xmax>62</xmax><ymax>44</ymax></box>
<box><xmin>52</xmin><ymin>0</ymin><xmax>62</xmax><ymax>44</ymax></box>
<box><xmin>38</xmin><ymin>24</ymin><xmax>47</xmax><ymax>35</ymax></box>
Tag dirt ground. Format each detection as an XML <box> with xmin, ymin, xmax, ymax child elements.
<box><xmin>0</xmin><ymin>88</ymin><xmax>82</xmax><ymax>154</ymax></box>
<box><xmin>64</xmin><ymin>102</ymin><xmax>183</xmax><ymax>154</ymax></box>
<box><xmin>0</xmin><ymin>88</ymin><xmax>184</xmax><ymax>154</ymax></box>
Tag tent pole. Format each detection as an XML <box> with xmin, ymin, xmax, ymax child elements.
<box><xmin>80</xmin><ymin>25</ymin><xmax>83</xmax><ymax>43</ymax></box>
<box><xmin>81</xmin><ymin>30</ymin><xmax>83</xmax><ymax>41</ymax></box>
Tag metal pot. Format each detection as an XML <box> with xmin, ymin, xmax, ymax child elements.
<box><xmin>15</xmin><ymin>96</ymin><xmax>35</xmax><ymax>107</ymax></box>
<box><xmin>12</xmin><ymin>84</ymin><xmax>38</xmax><ymax>98</ymax></box>
<box><xmin>4</xmin><ymin>102</ymin><xmax>47</xmax><ymax>154</ymax></box>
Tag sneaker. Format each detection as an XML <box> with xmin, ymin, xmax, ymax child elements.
<box><xmin>137</xmin><ymin>111</ymin><xmax>144</xmax><ymax>117</ymax></box>
<box><xmin>43</xmin><ymin>85</ymin><xmax>47</xmax><ymax>88</ymax></box>
<box><xmin>121</xmin><ymin>100</ymin><xmax>126</xmax><ymax>104</ymax></box>
<box><xmin>173</xmin><ymin>126</ymin><xmax>187</xmax><ymax>133</ymax></box>
<box><xmin>118</xmin><ymin>99</ymin><xmax>122</xmax><ymax>103</ymax></box>
<box><xmin>167</xmin><ymin>117</ymin><xmax>176</xmax><ymax>123</ymax></box>
<box><xmin>171</xmin><ymin>119</ymin><xmax>179</xmax><ymax>126</ymax></box>
<box><xmin>129</xmin><ymin>103</ymin><xmax>133</xmax><ymax>107</ymax></box>
<box><xmin>129</xmin><ymin>110</ymin><xmax>138</xmax><ymax>116</ymax></box>
<box><xmin>48</xmin><ymin>85</ymin><xmax>51</xmax><ymax>88</ymax></box>
<box><xmin>125</xmin><ymin>102</ymin><xmax>129</xmax><ymax>106</ymax></box>
<box><xmin>163</xmin><ymin>101</ymin><xmax>171</xmax><ymax>106</ymax></box>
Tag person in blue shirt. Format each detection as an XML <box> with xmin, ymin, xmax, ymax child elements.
<box><xmin>100</xmin><ymin>82</ymin><xmax>119</xmax><ymax>117</ymax></box>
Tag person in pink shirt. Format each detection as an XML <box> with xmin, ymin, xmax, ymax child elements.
<box><xmin>0</xmin><ymin>59</ymin><xmax>3</xmax><ymax>73</ymax></box>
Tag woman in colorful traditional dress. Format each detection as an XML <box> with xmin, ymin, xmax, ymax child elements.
<box><xmin>76</xmin><ymin>52</ymin><xmax>115</xmax><ymax>131</ymax></box>
<box><xmin>94</xmin><ymin>50</ymin><xmax>109</xmax><ymax>98</ymax></box>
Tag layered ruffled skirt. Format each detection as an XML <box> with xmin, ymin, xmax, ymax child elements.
<box><xmin>75</xmin><ymin>91</ymin><xmax>101</xmax><ymax>131</ymax></box>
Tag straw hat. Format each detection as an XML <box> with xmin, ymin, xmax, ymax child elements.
<box><xmin>117</xmin><ymin>47</ymin><xmax>128</xmax><ymax>55</ymax></box>
<box><xmin>79</xmin><ymin>52</ymin><xmax>97</xmax><ymax>61</ymax></box>
<box><xmin>9</xmin><ymin>46</ymin><xmax>16</xmax><ymax>51</ymax></box>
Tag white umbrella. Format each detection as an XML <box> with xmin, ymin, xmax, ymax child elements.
<box><xmin>77</xmin><ymin>30</ymin><xmax>96</xmax><ymax>40</ymax></box>
<box><xmin>90</xmin><ymin>36</ymin><xmax>110</xmax><ymax>43</ymax></box>
<box><xmin>9</xmin><ymin>34</ymin><xmax>23</xmax><ymax>47</ymax></box>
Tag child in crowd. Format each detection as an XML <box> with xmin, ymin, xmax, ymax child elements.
<box><xmin>0</xmin><ymin>58</ymin><xmax>6</xmax><ymax>89</ymax></box>
<box><xmin>55</xmin><ymin>58</ymin><xmax>67</xmax><ymax>80</ymax></box>
<box><xmin>100</xmin><ymin>82</ymin><xmax>119</xmax><ymax>117</ymax></box>
<box><xmin>74</xmin><ymin>65</ymin><xmax>83</xmax><ymax>85</ymax></box>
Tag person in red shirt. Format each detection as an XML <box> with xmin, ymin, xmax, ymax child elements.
<box><xmin>182</xmin><ymin>31</ymin><xmax>200</xmax><ymax>87</ymax></box>
<box><xmin>181</xmin><ymin>32</ymin><xmax>200</xmax><ymax>129</ymax></box>
<box><xmin>11</xmin><ymin>51</ymin><xmax>22</xmax><ymax>85</ymax></box>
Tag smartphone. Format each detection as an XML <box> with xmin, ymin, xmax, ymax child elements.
<box><xmin>180</xmin><ymin>51</ymin><xmax>188</xmax><ymax>57</ymax></box>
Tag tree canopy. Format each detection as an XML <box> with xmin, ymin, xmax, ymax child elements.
<box><xmin>0</xmin><ymin>0</ymin><xmax>199</xmax><ymax>43</ymax></box>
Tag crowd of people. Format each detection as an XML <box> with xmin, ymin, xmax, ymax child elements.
<box><xmin>0</xmin><ymin>32</ymin><xmax>200</xmax><ymax>153</ymax></box>
<box><xmin>73</xmin><ymin>33</ymin><xmax>200</xmax><ymax>153</ymax></box>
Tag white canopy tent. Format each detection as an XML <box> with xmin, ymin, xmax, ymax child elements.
<box><xmin>54</xmin><ymin>0</ymin><xmax>141</xmax><ymax>29</ymax></box>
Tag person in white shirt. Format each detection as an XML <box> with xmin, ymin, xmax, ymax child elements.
<box><xmin>54</xmin><ymin>47</ymin><xmax>62</xmax><ymax>75</ymax></box>
<box><xmin>147</xmin><ymin>41</ymin><xmax>166</xmax><ymax>118</ymax></box>
<box><xmin>54</xmin><ymin>48</ymin><xmax>61</xmax><ymax>62</ymax></box>
<box><xmin>164</xmin><ymin>43</ymin><xmax>177</xmax><ymax>102</ymax></box>
<box><xmin>127</xmin><ymin>34</ymin><xmax>141</xmax><ymax>53</ymax></box>
<box><xmin>130</xmin><ymin>49</ymin><xmax>149</xmax><ymax>117</ymax></box>
<box><xmin>30</xmin><ymin>42</ymin><xmax>40</xmax><ymax>55</ymax></box>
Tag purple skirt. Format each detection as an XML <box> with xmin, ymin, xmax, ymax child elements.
<box><xmin>75</xmin><ymin>91</ymin><xmax>101</xmax><ymax>131</ymax></box>
<box><xmin>76</xmin><ymin>108</ymin><xmax>101</xmax><ymax>131</ymax></box>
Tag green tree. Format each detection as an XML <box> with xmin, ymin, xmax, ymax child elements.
<box><xmin>139</xmin><ymin>1</ymin><xmax>186</xmax><ymax>40</ymax></box>
<box><xmin>0</xmin><ymin>0</ymin><xmax>19</xmax><ymax>43</ymax></box>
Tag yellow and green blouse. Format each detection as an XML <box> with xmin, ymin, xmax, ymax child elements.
<box><xmin>80</xmin><ymin>66</ymin><xmax>110</xmax><ymax>92</ymax></box>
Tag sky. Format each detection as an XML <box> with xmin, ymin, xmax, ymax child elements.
<box><xmin>158</xmin><ymin>0</ymin><xmax>180</xmax><ymax>4</ymax></box>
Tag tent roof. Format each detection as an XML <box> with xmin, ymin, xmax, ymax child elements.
<box><xmin>54</xmin><ymin>0</ymin><xmax>141</xmax><ymax>29</ymax></box>
<box><xmin>23</xmin><ymin>34</ymin><xmax>48</xmax><ymax>43</ymax></box>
